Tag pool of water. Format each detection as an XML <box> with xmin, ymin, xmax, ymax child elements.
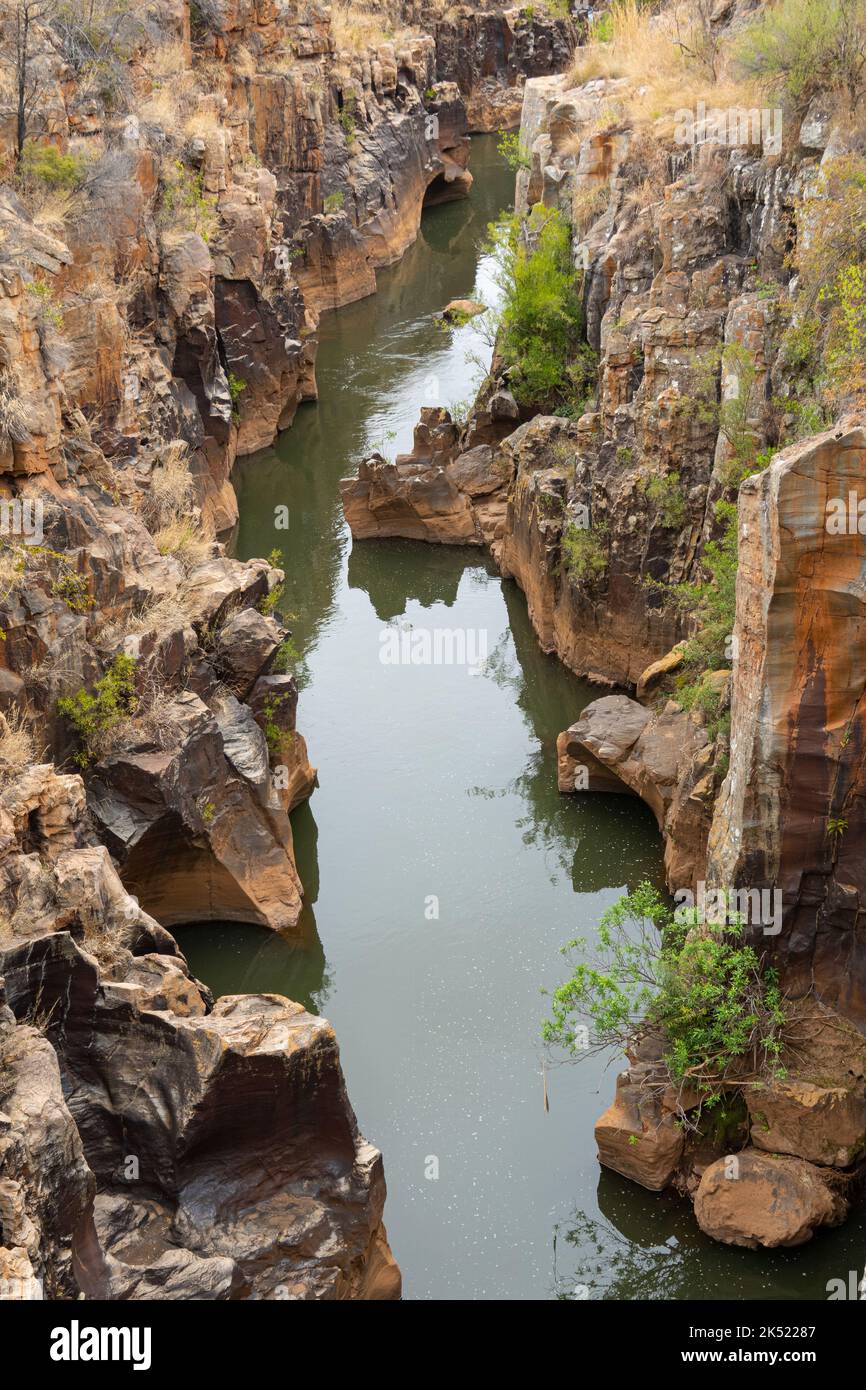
<box><xmin>174</xmin><ymin>136</ymin><xmax>866</xmax><ymax>1301</ymax></box>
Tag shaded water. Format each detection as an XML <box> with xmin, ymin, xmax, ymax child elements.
<box><xmin>174</xmin><ymin>137</ymin><xmax>866</xmax><ymax>1300</ymax></box>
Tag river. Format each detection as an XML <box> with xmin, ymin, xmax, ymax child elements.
<box><xmin>174</xmin><ymin>136</ymin><xmax>866</xmax><ymax>1301</ymax></box>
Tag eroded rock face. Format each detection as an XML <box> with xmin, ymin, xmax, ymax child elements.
<box><xmin>595</xmin><ymin>1065</ymin><xmax>685</xmax><ymax>1191</ymax></box>
<box><xmin>342</xmin><ymin>452</ymin><xmax>482</xmax><ymax>544</ymax></box>
<box><xmin>0</xmin><ymin>999</ymin><xmax>98</xmax><ymax>1300</ymax></box>
<box><xmin>557</xmin><ymin>694</ymin><xmax>715</xmax><ymax>891</ymax></box>
<box><xmin>0</xmin><ymin>767</ymin><xmax>399</xmax><ymax>1300</ymax></box>
<box><xmin>694</xmin><ymin>1151</ymin><xmax>847</xmax><ymax>1250</ymax></box>
<box><xmin>88</xmin><ymin>688</ymin><xmax>306</xmax><ymax>934</ymax></box>
<box><xmin>428</xmin><ymin>5</ymin><xmax>579</xmax><ymax>132</ymax></box>
<box><xmin>746</xmin><ymin>1003</ymin><xmax>866</xmax><ymax>1169</ymax></box>
<box><xmin>707</xmin><ymin>422</ymin><xmax>866</xmax><ymax>1023</ymax></box>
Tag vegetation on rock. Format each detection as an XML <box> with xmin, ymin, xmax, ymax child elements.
<box><xmin>543</xmin><ymin>882</ymin><xmax>790</xmax><ymax>1119</ymax></box>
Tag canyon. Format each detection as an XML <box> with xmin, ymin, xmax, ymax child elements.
<box><xmin>0</xmin><ymin>0</ymin><xmax>576</xmax><ymax>1300</ymax></box>
<box><xmin>340</xmin><ymin>4</ymin><xmax>866</xmax><ymax>1260</ymax></box>
<box><xmin>3</xmin><ymin>0</ymin><xmax>866</xmax><ymax>1303</ymax></box>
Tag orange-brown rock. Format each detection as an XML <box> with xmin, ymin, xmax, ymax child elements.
<box><xmin>557</xmin><ymin>694</ymin><xmax>714</xmax><ymax>891</ymax></box>
<box><xmin>694</xmin><ymin>1151</ymin><xmax>847</xmax><ymax>1249</ymax></box>
<box><xmin>707</xmin><ymin>421</ymin><xmax>866</xmax><ymax>1024</ymax></box>
<box><xmin>341</xmin><ymin>453</ymin><xmax>481</xmax><ymax>544</ymax></box>
<box><xmin>747</xmin><ymin>1003</ymin><xmax>866</xmax><ymax>1168</ymax></box>
<box><xmin>595</xmin><ymin>1064</ymin><xmax>685</xmax><ymax>1190</ymax></box>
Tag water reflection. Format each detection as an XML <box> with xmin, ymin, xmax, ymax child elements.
<box><xmin>347</xmin><ymin>537</ymin><xmax>475</xmax><ymax>618</ymax></box>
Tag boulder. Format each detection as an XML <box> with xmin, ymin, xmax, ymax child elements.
<box><xmin>694</xmin><ymin>1151</ymin><xmax>847</xmax><ymax>1249</ymax></box>
<box><xmin>213</xmin><ymin>608</ymin><xmax>281</xmax><ymax>698</ymax></box>
<box><xmin>341</xmin><ymin>454</ymin><xmax>480</xmax><ymax>545</ymax></box>
<box><xmin>595</xmin><ymin>1065</ymin><xmax>684</xmax><ymax>1190</ymax></box>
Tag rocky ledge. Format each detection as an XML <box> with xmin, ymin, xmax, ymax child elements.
<box><xmin>0</xmin><ymin>763</ymin><xmax>399</xmax><ymax>1299</ymax></box>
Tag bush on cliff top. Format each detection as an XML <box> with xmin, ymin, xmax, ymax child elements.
<box><xmin>489</xmin><ymin>205</ymin><xmax>592</xmax><ymax>410</ymax></box>
<box><xmin>543</xmin><ymin>881</ymin><xmax>789</xmax><ymax>1118</ymax></box>
<box><xmin>735</xmin><ymin>0</ymin><xmax>866</xmax><ymax>116</ymax></box>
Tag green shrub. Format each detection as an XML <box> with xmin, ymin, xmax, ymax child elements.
<box><xmin>644</xmin><ymin>471</ymin><xmax>686</xmax><ymax>530</ymax></box>
<box><xmin>675</xmin><ymin>674</ymin><xmax>730</xmax><ymax>740</ymax></box>
<box><xmin>226</xmin><ymin>371</ymin><xmax>246</xmax><ymax>420</ymax></box>
<box><xmin>323</xmin><ymin>190</ymin><xmax>344</xmax><ymax>213</ymax></box>
<box><xmin>543</xmin><ymin>882</ymin><xmax>789</xmax><ymax>1113</ymax></box>
<box><xmin>490</xmin><ymin>205</ymin><xmax>591</xmax><ymax>409</ymax></box>
<box><xmin>272</xmin><ymin>636</ymin><xmax>299</xmax><ymax>673</ymax></box>
<box><xmin>51</xmin><ymin>572</ymin><xmax>94</xmax><ymax>613</ymax></box>
<box><xmin>159</xmin><ymin>160</ymin><xmax>216</xmax><ymax>242</ymax></box>
<box><xmin>496</xmin><ymin>128</ymin><xmax>531</xmax><ymax>171</ymax></box>
<box><xmin>57</xmin><ymin>653</ymin><xmax>138</xmax><ymax>768</ymax></box>
<box><xmin>668</xmin><ymin>498</ymin><xmax>738</xmax><ymax>674</ymax></box>
<box><xmin>259</xmin><ymin>583</ymin><xmax>284</xmax><ymax>617</ymax></box>
<box><xmin>339</xmin><ymin>98</ymin><xmax>357</xmax><ymax>142</ymax></box>
<box><xmin>561</xmin><ymin>522</ymin><xmax>607</xmax><ymax>583</ymax></box>
<box><xmin>261</xmin><ymin>692</ymin><xmax>290</xmax><ymax>755</ymax></box>
<box><xmin>21</xmin><ymin>142</ymin><xmax>86</xmax><ymax>189</ymax></box>
<box><xmin>735</xmin><ymin>0</ymin><xmax>866</xmax><ymax>115</ymax></box>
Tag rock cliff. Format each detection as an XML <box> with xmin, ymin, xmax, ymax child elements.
<box><xmin>341</xmin><ymin>1</ymin><xmax>866</xmax><ymax>1251</ymax></box>
<box><xmin>0</xmin><ymin>0</ymin><xmax>577</xmax><ymax>1299</ymax></box>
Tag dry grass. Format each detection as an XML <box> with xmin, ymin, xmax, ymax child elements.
<box><xmin>152</xmin><ymin>517</ymin><xmax>211</xmax><ymax>572</ymax></box>
<box><xmin>0</xmin><ymin>369</ymin><xmax>34</xmax><ymax>448</ymax></box>
<box><xmin>0</xmin><ymin>709</ymin><xmax>36</xmax><ymax>784</ymax></box>
<box><xmin>29</xmin><ymin>187</ymin><xmax>82</xmax><ymax>235</ymax></box>
<box><xmin>232</xmin><ymin>44</ymin><xmax>257</xmax><ymax>78</ymax></box>
<box><xmin>0</xmin><ymin>542</ymin><xmax>26</xmax><ymax>606</ymax></box>
<box><xmin>570</xmin><ymin>0</ymin><xmax>760</xmax><ymax>141</ymax></box>
<box><xmin>151</xmin><ymin>40</ymin><xmax>188</xmax><ymax>81</ymax></box>
<box><xmin>140</xmin><ymin>81</ymin><xmax>197</xmax><ymax>133</ymax></box>
<box><xmin>97</xmin><ymin>666</ymin><xmax>187</xmax><ymax>758</ymax></box>
<box><xmin>183</xmin><ymin>106</ymin><xmax>223</xmax><ymax>142</ymax></box>
<box><xmin>94</xmin><ymin>589</ymin><xmax>196</xmax><ymax>652</ymax></box>
<box><xmin>143</xmin><ymin>440</ymin><xmax>194</xmax><ymax>528</ymax></box>
<box><xmin>330</xmin><ymin>3</ymin><xmax>401</xmax><ymax>51</ymax></box>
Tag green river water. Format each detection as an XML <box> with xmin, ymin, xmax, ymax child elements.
<box><xmin>174</xmin><ymin>136</ymin><xmax>866</xmax><ymax>1301</ymax></box>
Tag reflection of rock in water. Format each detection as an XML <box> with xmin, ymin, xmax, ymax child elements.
<box><xmin>347</xmin><ymin>539</ymin><xmax>493</xmax><ymax>620</ymax></box>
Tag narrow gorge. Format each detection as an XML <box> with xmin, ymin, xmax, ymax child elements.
<box><xmin>1</xmin><ymin>0</ymin><xmax>866</xmax><ymax>1319</ymax></box>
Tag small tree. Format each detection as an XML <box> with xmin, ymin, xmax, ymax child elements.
<box><xmin>2</xmin><ymin>0</ymin><xmax>57</xmax><ymax>166</ymax></box>
<box><xmin>543</xmin><ymin>882</ymin><xmax>789</xmax><ymax>1123</ymax></box>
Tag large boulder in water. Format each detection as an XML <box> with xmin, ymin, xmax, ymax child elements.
<box><xmin>694</xmin><ymin>1151</ymin><xmax>847</xmax><ymax>1249</ymax></box>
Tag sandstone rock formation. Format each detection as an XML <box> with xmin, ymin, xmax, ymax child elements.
<box><xmin>0</xmin><ymin>0</ymin><xmax>583</xmax><ymax>1302</ymax></box>
<box><xmin>0</xmin><ymin>765</ymin><xmax>399</xmax><ymax>1300</ymax></box>
<box><xmin>557</xmin><ymin>694</ymin><xmax>715</xmax><ymax>892</ymax></box>
<box><xmin>694</xmin><ymin>1152</ymin><xmax>847</xmax><ymax>1250</ymax></box>
<box><xmin>707</xmin><ymin>422</ymin><xmax>866</xmax><ymax>1026</ymax></box>
<box><xmin>338</xmin><ymin>12</ymin><xmax>866</xmax><ymax>1261</ymax></box>
<box><xmin>594</xmin><ymin>1063</ymin><xmax>685</xmax><ymax>1191</ymax></box>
